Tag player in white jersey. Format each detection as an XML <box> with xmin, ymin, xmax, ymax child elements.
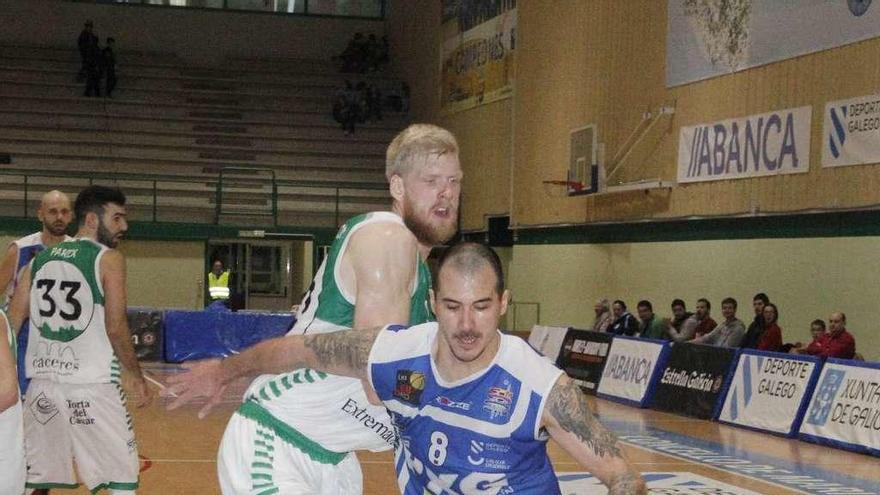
<box><xmin>170</xmin><ymin>243</ymin><xmax>646</xmax><ymax>494</ymax></box>
<box><xmin>0</xmin><ymin>309</ymin><xmax>25</xmax><ymax>495</ymax></box>
<box><xmin>167</xmin><ymin>124</ymin><xmax>463</xmax><ymax>494</ymax></box>
<box><xmin>0</xmin><ymin>190</ymin><xmax>73</xmax><ymax>398</ymax></box>
<box><xmin>8</xmin><ymin>186</ymin><xmax>155</xmax><ymax>494</ymax></box>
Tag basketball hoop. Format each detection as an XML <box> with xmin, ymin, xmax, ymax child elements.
<box><xmin>542</xmin><ymin>180</ymin><xmax>585</xmax><ymax>197</ymax></box>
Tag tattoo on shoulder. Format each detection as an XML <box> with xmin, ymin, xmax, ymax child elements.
<box><xmin>547</xmin><ymin>379</ymin><xmax>623</xmax><ymax>459</ymax></box>
<box><xmin>303</xmin><ymin>327</ymin><xmax>379</xmax><ymax>375</ymax></box>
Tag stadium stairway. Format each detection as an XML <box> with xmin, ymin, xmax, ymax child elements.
<box><xmin>0</xmin><ymin>44</ymin><xmax>406</xmax><ymax>228</ymax></box>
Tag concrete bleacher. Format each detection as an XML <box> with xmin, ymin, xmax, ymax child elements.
<box><xmin>0</xmin><ymin>44</ymin><xmax>405</xmax><ymax>227</ymax></box>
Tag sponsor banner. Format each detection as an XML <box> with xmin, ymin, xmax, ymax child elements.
<box><xmin>128</xmin><ymin>307</ymin><xmax>163</xmax><ymax>361</ymax></box>
<box><xmin>651</xmin><ymin>343</ymin><xmax>737</xmax><ymax>419</ymax></box>
<box><xmin>668</xmin><ymin>0</ymin><xmax>880</xmax><ymax>87</ymax></box>
<box><xmin>558</xmin><ymin>471</ymin><xmax>761</xmax><ymax>494</ymax></box>
<box><xmin>799</xmin><ymin>358</ymin><xmax>880</xmax><ymax>456</ymax></box>
<box><xmin>597</xmin><ymin>336</ymin><xmax>670</xmax><ymax>408</ymax></box>
<box><xmin>440</xmin><ymin>0</ymin><xmax>516</xmax><ymax>114</ymax></box>
<box><xmin>678</xmin><ymin>106</ymin><xmax>811</xmax><ymax>184</ymax></box>
<box><xmin>717</xmin><ymin>350</ymin><xmax>821</xmax><ymax>437</ymax></box>
<box><xmin>526</xmin><ymin>325</ymin><xmax>568</xmax><ymax>362</ymax></box>
<box><xmin>823</xmin><ymin>93</ymin><xmax>880</xmax><ymax>168</ymax></box>
<box><xmin>556</xmin><ymin>328</ymin><xmax>613</xmax><ymax>395</ymax></box>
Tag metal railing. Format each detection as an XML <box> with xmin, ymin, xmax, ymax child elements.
<box><xmin>0</xmin><ymin>167</ymin><xmax>386</xmax><ymax>227</ymax></box>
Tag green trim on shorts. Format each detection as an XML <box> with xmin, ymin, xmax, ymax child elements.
<box><xmin>26</xmin><ymin>482</ymin><xmax>81</xmax><ymax>489</ymax></box>
<box><xmin>89</xmin><ymin>481</ymin><xmax>139</xmax><ymax>493</ymax></box>
<box><xmin>237</xmin><ymin>400</ymin><xmax>347</xmax><ymax>465</ymax></box>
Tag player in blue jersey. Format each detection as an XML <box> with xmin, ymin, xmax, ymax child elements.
<box><xmin>168</xmin><ymin>243</ymin><xmax>646</xmax><ymax>494</ymax></box>
<box><xmin>0</xmin><ymin>190</ymin><xmax>73</xmax><ymax>400</ymax></box>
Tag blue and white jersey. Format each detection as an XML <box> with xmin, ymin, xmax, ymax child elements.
<box><xmin>368</xmin><ymin>322</ymin><xmax>564</xmax><ymax>495</ymax></box>
<box><xmin>3</xmin><ymin>232</ymin><xmax>72</xmax><ymax>306</ymax></box>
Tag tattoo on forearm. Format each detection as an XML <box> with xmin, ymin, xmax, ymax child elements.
<box><xmin>303</xmin><ymin>328</ymin><xmax>376</xmax><ymax>375</ymax></box>
<box><xmin>607</xmin><ymin>472</ymin><xmax>644</xmax><ymax>495</ymax></box>
<box><xmin>548</xmin><ymin>380</ymin><xmax>623</xmax><ymax>459</ymax></box>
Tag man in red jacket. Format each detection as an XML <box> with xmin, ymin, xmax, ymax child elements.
<box><xmin>794</xmin><ymin>312</ymin><xmax>856</xmax><ymax>360</ymax></box>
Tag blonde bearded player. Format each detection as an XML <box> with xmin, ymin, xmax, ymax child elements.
<box><xmin>170</xmin><ymin>124</ymin><xmax>462</xmax><ymax>494</ymax></box>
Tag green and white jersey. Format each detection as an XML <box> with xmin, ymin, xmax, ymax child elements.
<box><xmin>25</xmin><ymin>239</ymin><xmax>120</xmax><ymax>384</ymax></box>
<box><xmin>0</xmin><ymin>309</ymin><xmax>25</xmax><ymax>495</ymax></box>
<box><xmin>240</xmin><ymin>212</ymin><xmax>434</xmax><ymax>455</ymax></box>
<box><xmin>290</xmin><ymin>211</ymin><xmax>433</xmax><ymax>335</ymax></box>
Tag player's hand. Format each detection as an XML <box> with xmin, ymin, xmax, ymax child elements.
<box><xmin>132</xmin><ymin>377</ymin><xmax>156</xmax><ymax>408</ymax></box>
<box><xmin>164</xmin><ymin>359</ymin><xmax>228</xmax><ymax>419</ymax></box>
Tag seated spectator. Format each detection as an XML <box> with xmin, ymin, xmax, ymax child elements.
<box><xmin>792</xmin><ymin>312</ymin><xmax>856</xmax><ymax>360</ymax></box>
<box><xmin>609</xmin><ymin>300</ymin><xmax>638</xmax><ymax>336</ymax></box>
<box><xmin>692</xmin><ymin>297</ymin><xmax>745</xmax><ymax>347</ymax></box>
<box><xmin>756</xmin><ymin>302</ymin><xmax>783</xmax><ymax>352</ymax></box>
<box><xmin>636</xmin><ymin>300</ymin><xmax>667</xmax><ymax>340</ymax></box>
<box><xmin>740</xmin><ymin>292</ymin><xmax>770</xmax><ymax>349</ymax></box>
<box><xmin>669</xmin><ymin>298</ymin><xmax>693</xmax><ymax>332</ymax></box>
<box><xmin>592</xmin><ymin>298</ymin><xmax>613</xmax><ymax>332</ymax></box>
<box><xmin>668</xmin><ymin>298</ymin><xmax>714</xmax><ymax>342</ymax></box>
<box><xmin>788</xmin><ymin>319</ymin><xmax>825</xmax><ymax>355</ymax></box>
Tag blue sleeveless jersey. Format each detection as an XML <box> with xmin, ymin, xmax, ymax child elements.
<box><xmin>368</xmin><ymin>322</ymin><xmax>564</xmax><ymax>495</ymax></box>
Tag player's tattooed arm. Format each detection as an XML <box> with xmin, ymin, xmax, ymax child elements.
<box><xmin>301</xmin><ymin>326</ymin><xmax>383</xmax><ymax>380</ymax></box>
<box><xmin>166</xmin><ymin>326</ymin><xmax>384</xmax><ymax>416</ymax></box>
<box><xmin>543</xmin><ymin>375</ymin><xmax>646</xmax><ymax>494</ymax></box>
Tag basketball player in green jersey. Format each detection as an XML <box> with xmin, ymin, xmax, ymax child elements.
<box><xmin>168</xmin><ymin>124</ymin><xmax>463</xmax><ymax>494</ymax></box>
<box><xmin>9</xmin><ymin>186</ymin><xmax>154</xmax><ymax>494</ymax></box>
<box><xmin>1</xmin><ymin>308</ymin><xmax>25</xmax><ymax>495</ymax></box>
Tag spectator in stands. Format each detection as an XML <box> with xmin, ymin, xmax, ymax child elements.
<box><xmin>83</xmin><ymin>36</ymin><xmax>102</xmax><ymax>97</ymax></box>
<box><xmin>788</xmin><ymin>319</ymin><xmax>826</xmax><ymax>355</ymax></box>
<box><xmin>592</xmin><ymin>298</ymin><xmax>613</xmax><ymax>332</ymax></box>
<box><xmin>792</xmin><ymin>312</ymin><xmax>856</xmax><ymax>360</ymax></box>
<box><xmin>609</xmin><ymin>300</ymin><xmax>638</xmax><ymax>336</ymax></box>
<box><xmin>692</xmin><ymin>297</ymin><xmax>745</xmax><ymax>348</ymax></box>
<box><xmin>332</xmin><ymin>81</ymin><xmax>360</xmax><ymax>135</ymax></box>
<box><xmin>636</xmin><ymin>300</ymin><xmax>667</xmax><ymax>340</ymax></box>
<box><xmin>756</xmin><ymin>302</ymin><xmax>783</xmax><ymax>352</ymax></box>
<box><xmin>77</xmin><ymin>20</ymin><xmax>98</xmax><ymax>82</ymax></box>
<box><xmin>102</xmin><ymin>37</ymin><xmax>117</xmax><ymax>98</ymax></box>
<box><xmin>668</xmin><ymin>298</ymin><xmax>714</xmax><ymax>342</ymax></box>
<box><xmin>740</xmin><ymin>292</ymin><xmax>770</xmax><ymax>349</ymax></box>
<box><xmin>338</xmin><ymin>32</ymin><xmax>369</xmax><ymax>73</ymax></box>
<box><xmin>669</xmin><ymin>298</ymin><xmax>693</xmax><ymax>333</ymax></box>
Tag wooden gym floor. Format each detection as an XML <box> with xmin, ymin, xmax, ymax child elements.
<box><xmin>47</xmin><ymin>363</ymin><xmax>880</xmax><ymax>494</ymax></box>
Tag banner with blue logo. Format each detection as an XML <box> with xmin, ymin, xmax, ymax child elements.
<box><xmin>668</xmin><ymin>0</ymin><xmax>880</xmax><ymax>87</ymax></box>
<box><xmin>799</xmin><ymin>359</ymin><xmax>880</xmax><ymax>456</ymax></box>
<box><xmin>678</xmin><ymin>106</ymin><xmax>812</xmax><ymax>183</ymax></box>
<box><xmin>597</xmin><ymin>336</ymin><xmax>670</xmax><ymax>408</ymax></box>
<box><xmin>717</xmin><ymin>350</ymin><xmax>821</xmax><ymax>437</ymax></box>
<box><xmin>823</xmin><ymin>93</ymin><xmax>880</xmax><ymax>168</ymax></box>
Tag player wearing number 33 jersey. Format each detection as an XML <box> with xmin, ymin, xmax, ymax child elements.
<box><xmin>8</xmin><ymin>187</ymin><xmax>154</xmax><ymax>494</ymax></box>
<box><xmin>27</xmin><ymin>239</ymin><xmax>117</xmax><ymax>384</ymax></box>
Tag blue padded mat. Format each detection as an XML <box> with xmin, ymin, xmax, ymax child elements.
<box><xmin>164</xmin><ymin>310</ymin><xmax>294</xmax><ymax>362</ymax></box>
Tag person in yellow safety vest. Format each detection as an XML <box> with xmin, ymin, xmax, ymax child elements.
<box><xmin>208</xmin><ymin>260</ymin><xmax>230</xmax><ymax>302</ymax></box>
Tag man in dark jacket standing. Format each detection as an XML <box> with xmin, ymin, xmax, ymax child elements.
<box><xmin>102</xmin><ymin>37</ymin><xmax>117</xmax><ymax>97</ymax></box>
<box><xmin>77</xmin><ymin>20</ymin><xmax>97</xmax><ymax>82</ymax></box>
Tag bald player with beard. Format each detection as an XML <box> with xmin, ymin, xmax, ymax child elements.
<box><xmin>169</xmin><ymin>124</ymin><xmax>463</xmax><ymax>494</ymax></box>
<box><xmin>0</xmin><ymin>190</ymin><xmax>73</xmax><ymax>397</ymax></box>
